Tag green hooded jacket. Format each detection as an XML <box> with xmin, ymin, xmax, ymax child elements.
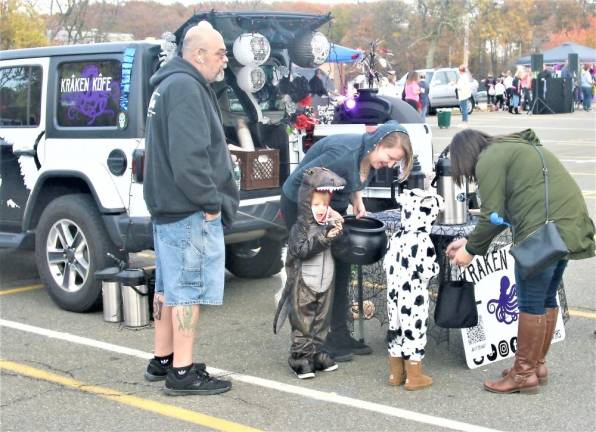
<box><xmin>466</xmin><ymin>129</ymin><xmax>595</xmax><ymax>260</ymax></box>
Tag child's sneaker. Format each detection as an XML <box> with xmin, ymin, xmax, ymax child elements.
<box><xmin>288</xmin><ymin>354</ymin><xmax>315</xmax><ymax>379</ymax></box>
<box><xmin>313</xmin><ymin>352</ymin><xmax>338</xmax><ymax>372</ymax></box>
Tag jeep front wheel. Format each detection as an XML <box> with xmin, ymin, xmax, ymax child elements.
<box><xmin>225</xmin><ymin>238</ymin><xmax>283</xmax><ymax>279</ymax></box>
<box><xmin>35</xmin><ymin>194</ymin><xmax>122</xmax><ymax>312</ymax></box>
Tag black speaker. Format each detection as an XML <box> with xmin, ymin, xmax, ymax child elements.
<box><xmin>531</xmin><ymin>54</ymin><xmax>543</xmax><ymax>72</ymax></box>
<box><xmin>531</xmin><ymin>78</ymin><xmax>572</xmax><ymax>114</ymax></box>
<box><xmin>568</xmin><ymin>53</ymin><xmax>579</xmax><ymax>80</ymax></box>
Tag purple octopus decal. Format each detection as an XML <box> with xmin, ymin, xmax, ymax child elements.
<box><xmin>487</xmin><ymin>276</ymin><xmax>518</xmax><ymax>324</ymax></box>
<box><xmin>60</xmin><ymin>64</ymin><xmax>120</xmax><ymax>126</ymax></box>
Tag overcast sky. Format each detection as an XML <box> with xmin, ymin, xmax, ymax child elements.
<box><xmin>35</xmin><ymin>0</ymin><xmax>380</xmax><ymax>14</ymax></box>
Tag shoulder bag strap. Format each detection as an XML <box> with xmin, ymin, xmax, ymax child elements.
<box><xmin>530</xmin><ymin>143</ymin><xmax>549</xmax><ymax>223</ymax></box>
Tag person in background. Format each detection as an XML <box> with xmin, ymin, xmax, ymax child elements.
<box><xmin>521</xmin><ymin>67</ymin><xmax>533</xmax><ymax>112</ymax></box>
<box><xmin>560</xmin><ymin>60</ymin><xmax>573</xmax><ymax>81</ymax></box>
<box><xmin>486</xmin><ymin>74</ymin><xmax>496</xmax><ymax>108</ymax></box>
<box><xmin>419</xmin><ymin>73</ymin><xmax>430</xmax><ymax>118</ymax></box>
<box><xmin>280</xmin><ymin>121</ymin><xmax>414</xmax><ymax>362</ymax></box>
<box><xmin>379</xmin><ymin>70</ymin><xmax>399</xmax><ymax>97</ymax></box>
<box><xmin>456</xmin><ymin>65</ymin><xmax>472</xmax><ymax>125</ymax></box>
<box><xmin>580</xmin><ymin>64</ymin><xmax>593</xmax><ymax>111</ymax></box>
<box><xmin>404</xmin><ymin>71</ymin><xmax>421</xmax><ymax>112</ymax></box>
<box><xmin>494</xmin><ymin>79</ymin><xmax>506</xmax><ymax>110</ymax></box>
<box><xmin>446</xmin><ymin>129</ymin><xmax>594</xmax><ymax>395</ymax></box>
<box><xmin>509</xmin><ymin>69</ymin><xmax>522</xmax><ymax>114</ymax></box>
<box><xmin>503</xmin><ymin>70</ymin><xmax>514</xmax><ymax>109</ymax></box>
<box><xmin>143</xmin><ymin>22</ymin><xmax>240</xmax><ymax>396</ymax></box>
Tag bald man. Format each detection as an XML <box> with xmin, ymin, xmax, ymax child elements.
<box><xmin>143</xmin><ymin>23</ymin><xmax>239</xmax><ymax>396</ymax></box>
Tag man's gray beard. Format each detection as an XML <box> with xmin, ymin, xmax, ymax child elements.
<box><xmin>215</xmin><ymin>70</ymin><xmax>225</xmax><ymax>82</ymax></box>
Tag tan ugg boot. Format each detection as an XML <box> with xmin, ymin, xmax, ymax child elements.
<box><xmin>404</xmin><ymin>360</ymin><xmax>432</xmax><ymax>391</ymax></box>
<box><xmin>501</xmin><ymin>307</ymin><xmax>558</xmax><ymax>384</ymax></box>
<box><xmin>388</xmin><ymin>356</ymin><xmax>405</xmax><ymax>386</ymax></box>
<box><xmin>485</xmin><ymin>312</ymin><xmax>546</xmax><ymax>394</ymax></box>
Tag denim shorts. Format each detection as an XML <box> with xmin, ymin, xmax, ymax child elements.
<box><xmin>153</xmin><ymin>212</ymin><xmax>225</xmax><ymax>306</ymax></box>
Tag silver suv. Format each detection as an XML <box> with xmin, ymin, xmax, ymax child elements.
<box><xmin>397</xmin><ymin>67</ymin><xmax>478</xmax><ymax>114</ymax></box>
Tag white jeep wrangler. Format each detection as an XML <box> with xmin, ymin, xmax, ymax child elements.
<box><xmin>0</xmin><ymin>11</ymin><xmax>432</xmax><ymax>312</ymax></box>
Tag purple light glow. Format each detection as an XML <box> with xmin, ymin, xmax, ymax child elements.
<box><xmin>345</xmin><ymin>98</ymin><xmax>356</xmax><ymax>110</ymax></box>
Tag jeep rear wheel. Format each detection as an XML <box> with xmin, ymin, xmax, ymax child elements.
<box><xmin>225</xmin><ymin>238</ymin><xmax>283</xmax><ymax>279</ymax></box>
<box><xmin>35</xmin><ymin>194</ymin><xmax>123</xmax><ymax>312</ymax></box>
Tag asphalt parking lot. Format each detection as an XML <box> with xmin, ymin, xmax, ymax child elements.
<box><xmin>1</xmin><ymin>109</ymin><xmax>595</xmax><ymax>432</ymax></box>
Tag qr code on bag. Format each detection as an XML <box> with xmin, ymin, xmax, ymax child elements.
<box><xmin>465</xmin><ymin>315</ymin><xmax>487</xmax><ymax>349</ymax></box>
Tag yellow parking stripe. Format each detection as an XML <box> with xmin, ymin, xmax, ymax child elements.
<box><xmin>0</xmin><ymin>359</ymin><xmax>261</xmax><ymax>432</ymax></box>
<box><xmin>568</xmin><ymin>308</ymin><xmax>596</xmax><ymax>320</ymax></box>
<box><xmin>0</xmin><ymin>284</ymin><xmax>43</xmax><ymax>296</ymax></box>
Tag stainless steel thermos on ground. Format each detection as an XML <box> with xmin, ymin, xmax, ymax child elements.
<box><xmin>118</xmin><ymin>269</ymin><xmax>150</xmax><ymax>328</ymax></box>
<box><xmin>96</xmin><ymin>267</ymin><xmax>123</xmax><ymax>323</ymax></box>
<box><xmin>95</xmin><ymin>267</ymin><xmax>150</xmax><ymax>327</ymax></box>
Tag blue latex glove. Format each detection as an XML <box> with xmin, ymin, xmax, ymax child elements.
<box><xmin>489</xmin><ymin>212</ymin><xmax>511</xmax><ymax>227</ymax></box>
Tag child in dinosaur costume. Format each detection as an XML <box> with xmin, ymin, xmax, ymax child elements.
<box><xmin>273</xmin><ymin>167</ymin><xmax>346</xmax><ymax>379</ymax></box>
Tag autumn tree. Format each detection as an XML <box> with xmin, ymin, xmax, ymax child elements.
<box><xmin>0</xmin><ymin>0</ymin><xmax>48</xmax><ymax>49</ymax></box>
<box><xmin>545</xmin><ymin>15</ymin><xmax>596</xmax><ymax>49</ymax></box>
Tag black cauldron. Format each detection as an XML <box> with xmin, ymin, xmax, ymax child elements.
<box><xmin>331</xmin><ymin>216</ymin><xmax>387</xmax><ymax>265</ymax></box>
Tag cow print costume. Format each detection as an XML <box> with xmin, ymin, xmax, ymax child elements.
<box><xmin>383</xmin><ymin>188</ymin><xmax>444</xmax><ymax>361</ymax></box>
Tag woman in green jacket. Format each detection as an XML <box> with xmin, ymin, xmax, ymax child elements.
<box><xmin>446</xmin><ymin>129</ymin><xmax>595</xmax><ymax>395</ymax></box>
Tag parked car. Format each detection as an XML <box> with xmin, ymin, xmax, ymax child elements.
<box><xmin>0</xmin><ymin>11</ymin><xmax>433</xmax><ymax>312</ymax></box>
<box><xmin>396</xmin><ymin>67</ymin><xmax>479</xmax><ymax>114</ymax></box>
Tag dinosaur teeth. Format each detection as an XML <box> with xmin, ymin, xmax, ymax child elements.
<box><xmin>315</xmin><ymin>186</ymin><xmax>344</xmax><ymax>192</ymax></box>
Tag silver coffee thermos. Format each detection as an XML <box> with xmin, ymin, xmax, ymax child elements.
<box><xmin>117</xmin><ymin>268</ymin><xmax>150</xmax><ymax>328</ymax></box>
<box><xmin>432</xmin><ymin>154</ymin><xmax>468</xmax><ymax>225</ymax></box>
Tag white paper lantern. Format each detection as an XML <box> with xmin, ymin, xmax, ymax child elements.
<box><xmin>236</xmin><ymin>65</ymin><xmax>267</xmax><ymax>93</ymax></box>
<box><xmin>289</xmin><ymin>31</ymin><xmax>330</xmax><ymax>68</ymax></box>
<box><xmin>233</xmin><ymin>33</ymin><xmax>271</xmax><ymax>66</ymax></box>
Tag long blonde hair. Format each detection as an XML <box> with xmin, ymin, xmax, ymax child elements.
<box><xmin>380</xmin><ymin>131</ymin><xmax>413</xmax><ymax>181</ymax></box>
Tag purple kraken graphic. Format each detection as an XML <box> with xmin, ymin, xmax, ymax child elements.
<box><xmin>60</xmin><ymin>64</ymin><xmax>120</xmax><ymax>126</ymax></box>
<box><xmin>487</xmin><ymin>276</ymin><xmax>518</xmax><ymax>324</ymax></box>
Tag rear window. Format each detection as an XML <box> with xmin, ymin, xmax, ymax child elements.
<box><xmin>0</xmin><ymin>65</ymin><xmax>43</xmax><ymax>127</ymax></box>
<box><xmin>57</xmin><ymin>60</ymin><xmax>121</xmax><ymax>127</ymax></box>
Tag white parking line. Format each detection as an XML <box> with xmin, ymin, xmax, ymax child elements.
<box><xmin>561</xmin><ymin>159</ymin><xmax>596</xmax><ymax>164</ymax></box>
<box><xmin>0</xmin><ymin>318</ymin><xmax>501</xmax><ymax>432</ymax></box>
<box><xmin>433</xmin><ymin>125</ymin><xmax>596</xmax><ymax>131</ymax></box>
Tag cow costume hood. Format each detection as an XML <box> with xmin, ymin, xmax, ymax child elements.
<box><xmin>399</xmin><ymin>188</ymin><xmax>445</xmax><ymax>232</ymax></box>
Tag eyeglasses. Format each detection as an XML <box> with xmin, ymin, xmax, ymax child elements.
<box><xmin>199</xmin><ymin>48</ymin><xmax>228</xmax><ymax>59</ymax></box>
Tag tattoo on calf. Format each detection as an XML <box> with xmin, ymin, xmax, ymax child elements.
<box><xmin>176</xmin><ymin>306</ymin><xmax>195</xmax><ymax>332</ymax></box>
<box><xmin>153</xmin><ymin>296</ymin><xmax>163</xmax><ymax>321</ymax></box>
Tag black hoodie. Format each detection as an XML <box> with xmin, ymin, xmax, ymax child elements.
<box><xmin>143</xmin><ymin>56</ymin><xmax>239</xmax><ymax>227</ymax></box>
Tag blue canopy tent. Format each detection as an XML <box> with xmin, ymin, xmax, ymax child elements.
<box><xmin>517</xmin><ymin>42</ymin><xmax>596</xmax><ymax>65</ymax></box>
<box><xmin>327</xmin><ymin>43</ymin><xmax>364</xmax><ymax>63</ymax></box>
